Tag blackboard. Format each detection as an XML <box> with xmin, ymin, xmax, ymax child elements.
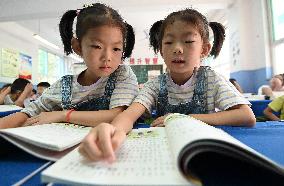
<box><xmin>130</xmin><ymin>65</ymin><xmax>163</xmax><ymax>84</ymax></box>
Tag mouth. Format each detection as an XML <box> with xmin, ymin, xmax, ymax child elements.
<box><xmin>172</xmin><ymin>59</ymin><xmax>185</xmax><ymax>63</ymax></box>
<box><xmin>99</xmin><ymin>66</ymin><xmax>112</xmax><ymax>72</ymax></box>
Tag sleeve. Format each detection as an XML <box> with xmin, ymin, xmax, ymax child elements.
<box><xmin>109</xmin><ymin>65</ymin><xmax>139</xmax><ymax>109</ymax></box>
<box><xmin>268</xmin><ymin>97</ymin><xmax>284</xmax><ymax>112</ymax></box>
<box><xmin>213</xmin><ymin>73</ymin><xmax>250</xmax><ymax>111</ymax></box>
<box><xmin>133</xmin><ymin>77</ymin><xmax>159</xmax><ymax>114</ymax></box>
<box><xmin>3</xmin><ymin>95</ymin><xmax>14</xmax><ymax>105</ymax></box>
<box><xmin>21</xmin><ymin>79</ymin><xmax>63</xmax><ymax>117</ymax></box>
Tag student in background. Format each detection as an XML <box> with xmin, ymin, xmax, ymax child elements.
<box><xmin>0</xmin><ymin>78</ymin><xmax>33</xmax><ymax>107</ymax></box>
<box><xmin>229</xmin><ymin>78</ymin><xmax>243</xmax><ymax>93</ymax></box>
<box><xmin>258</xmin><ymin>74</ymin><xmax>284</xmax><ymax>99</ymax></box>
<box><xmin>0</xmin><ymin>3</ymin><xmax>138</xmax><ymax>129</ymax></box>
<box><xmin>37</xmin><ymin>82</ymin><xmax>50</xmax><ymax>97</ymax></box>
<box><xmin>30</xmin><ymin>89</ymin><xmax>37</xmax><ymax>101</ymax></box>
<box><xmin>263</xmin><ymin>95</ymin><xmax>284</xmax><ymax>121</ymax></box>
<box><xmin>79</xmin><ymin>8</ymin><xmax>256</xmax><ymax>162</ymax></box>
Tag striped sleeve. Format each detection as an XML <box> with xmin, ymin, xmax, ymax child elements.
<box><xmin>212</xmin><ymin>72</ymin><xmax>250</xmax><ymax>111</ymax></box>
<box><xmin>109</xmin><ymin>65</ymin><xmax>139</xmax><ymax>109</ymax></box>
<box><xmin>134</xmin><ymin>77</ymin><xmax>159</xmax><ymax>114</ymax></box>
<box><xmin>21</xmin><ymin>79</ymin><xmax>63</xmax><ymax>117</ymax></box>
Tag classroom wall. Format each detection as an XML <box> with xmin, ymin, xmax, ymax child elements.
<box><xmin>228</xmin><ymin>0</ymin><xmax>272</xmax><ymax>93</ymax></box>
<box><xmin>0</xmin><ymin>22</ymin><xmax>38</xmax><ymax>84</ymax></box>
<box><xmin>0</xmin><ymin>22</ymin><xmax>75</xmax><ymax>87</ymax></box>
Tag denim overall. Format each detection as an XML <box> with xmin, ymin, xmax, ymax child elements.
<box><xmin>61</xmin><ymin>71</ymin><xmax>117</xmax><ymax>111</ymax></box>
<box><xmin>156</xmin><ymin>66</ymin><xmax>210</xmax><ymax>117</ymax></box>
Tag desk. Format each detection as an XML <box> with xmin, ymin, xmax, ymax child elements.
<box><xmin>1</xmin><ymin>121</ymin><xmax>284</xmax><ymax>185</ymax></box>
<box><xmin>249</xmin><ymin>100</ymin><xmax>272</xmax><ymax>117</ymax></box>
<box><xmin>0</xmin><ymin>105</ymin><xmax>22</xmax><ymax>117</ymax></box>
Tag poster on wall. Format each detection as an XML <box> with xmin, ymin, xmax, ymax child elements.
<box><xmin>19</xmin><ymin>53</ymin><xmax>32</xmax><ymax>80</ymax></box>
<box><xmin>1</xmin><ymin>48</ymin><xmax>19</xmax><ymax>78</ymax></box>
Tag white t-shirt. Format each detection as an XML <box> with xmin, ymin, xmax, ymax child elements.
<box><xmin>134</xmin><ymin>68</ymin><xmax>250</xmax><ymax>115</ymax></box>
<box><xmin>21</xmin><ymin>65</ymin><xmax>138</xmax><ymax>117</ymax></box>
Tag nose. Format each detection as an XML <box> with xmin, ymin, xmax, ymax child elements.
<box><xmin>173</xmin><ymin>43</ymin><xmax>183</xmax><ymax>54</ymax></box>
<box><xmin>102</xmin><ymin>48</ymin><xmax>112</xmax><ymax>63</ymax></box>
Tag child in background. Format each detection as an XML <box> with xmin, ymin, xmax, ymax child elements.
<box><xmin>229</xmin><ymin>78</ymin><xmax>243</xmax><ymax>93</ymax></box>
<box><xmin>79</xmin><ymin>8</ymin><xmax>255</xmax><ymax>162</ymax></box>
<box><xmin>263</xmin><ymin>95</ymin><xmax>284</xmax><ymax>120</ymax></box>
<box><xmin>0</xmin><ymin>3</ymin><xmax>138</xmax><ymax>129</ymax></box>
<box><xmin>37</xmin><ymin>82</ymin><xmax>50</xmax><ymax>97</ymax></box>
<box><xmin>0</xmin><ymin>78</ymin><xmax>33</xmax><ymax>107</ymax></box>
<box><xmin>30</xmin><ymin>89</ymin><xmax>37</xmax><ymax>101</ymax></box>
<box><xmin>258</xmin><ymin>74</ymin><xmax>284</xmax><ymax>99</ymax></box>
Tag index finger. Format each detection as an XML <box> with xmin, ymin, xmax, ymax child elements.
<box><xmin>98</xmin><ymin>127</ymin><xmax>116</xmax><ymax>163</ymax></box>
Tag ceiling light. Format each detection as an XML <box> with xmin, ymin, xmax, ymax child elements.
<box><xmin>33</xmin><ymin>34</ymin><xmax>60</xmax><ymax>50</ymax></box>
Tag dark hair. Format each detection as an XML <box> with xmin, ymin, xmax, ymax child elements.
<box><xmin>229</xmin><ymin>78</ymin><xmax>236</xmax><ymax>83</ymax></box>
<box><xmin>11</xmin><ymin>78</ymin><xmax>30</xmax><ymax>94</ymax></box>
<box><xmin>37</xmin><ymin>82</ymin><xmax>50</xmax><ymax>88</ymax></box>
<box><xmin>59</xmin><ymin>3</ymin><xmax>135</xmax><ymax>59</ymax></box>
<box><xmin>32</xmin><ymin>89</ymin><xmax>37</xmax><ymax>94</ymax></box>
<box><xmin>149</xmin><ymin>8</ymin><xmax>225</xmax><ymax>58</ymax></box>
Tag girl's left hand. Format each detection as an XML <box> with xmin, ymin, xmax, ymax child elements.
<box><xmin>151</xmin><ymin>114</ymin><xmax>171</xmax><ymax>127</ymax></box>
<box><xmin>24</xmin><ymin>111</ymin><xmax>65</xmax><ymax>126</ymax></box>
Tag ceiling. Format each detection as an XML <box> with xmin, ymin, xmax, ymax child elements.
<box><xmin>0</xmin><ymin>0</ymin><xmax>235</xmax><ymax>53</ymax></box>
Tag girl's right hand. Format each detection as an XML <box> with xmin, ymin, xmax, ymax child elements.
<box><xmin>78</xmin><ymin>123</ymin><xmax>127</xmax><ymax>163</ymax></box>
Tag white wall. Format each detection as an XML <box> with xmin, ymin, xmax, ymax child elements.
<box><xmin>228</xmin><ymin>0</ymin><xmax>271</xmax><ymax>72</ymax></box>
<box><xmin>0</xmin><ymin>22</ymin><xmax>71</xmax><ymax>85</ymax></box>
<box><xmin>0</xmin><ymin>22</ymin><xmax>38</xmax><ymax>84</ymax></box>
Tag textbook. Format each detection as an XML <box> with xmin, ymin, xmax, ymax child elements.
<box><xmin>41</xmin><ymin>114</ymin><xmax>284</xmax><ymax>186</ymax></box>
<box><xmin>0</xmin><ymin>123</ymin><xmax>91</xmax><ymax>161</ymax></box>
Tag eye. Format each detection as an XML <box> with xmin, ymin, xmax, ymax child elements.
<box><xmin>164</xmin><ymin>41</ymin><xmax>172</xmax><ymax>45</ymax></box>
<box><xmin>185</xmin><ymin>41</ymin><xmax>194</xmax><ymax>44</ymax></box>
<box><xmin>113</xmin><ymin>48</ymin><xmax>122</xmax><ymax>52</ymax></box>
<box><xmin>91</xmin><ymin>45</ymin><xmax>101</xmax><ymax>49</ymax></box>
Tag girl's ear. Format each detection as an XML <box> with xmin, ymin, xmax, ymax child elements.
<box><xmin>71</xmin><ymin>37</ymin><xmax>82</xmax><ymax>56</ymax></box>
<box><xmin>201</xmin><ymin>42</ymin><xmax>211</xmax><ymax>58</ymax></box>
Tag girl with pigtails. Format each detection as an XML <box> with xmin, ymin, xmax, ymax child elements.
<box><xmin>79</xmin><ymin>8</ymin><xmax>256</xmax><ymax>162</ymax></box>
<box><xmin>0</xmin><ymin>3</ymin><xmax>138</xmax><ymax>129</ymax></box>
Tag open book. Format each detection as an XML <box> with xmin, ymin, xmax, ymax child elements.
<box><xmin>0</xmin><ymin>123</ymin><xmax>91</xmax><ymax>161</ymax></box>
<box><xmin>41</xmin><ymin>114</ymin><xmax>284</xmax><ymax>185</ymax></box>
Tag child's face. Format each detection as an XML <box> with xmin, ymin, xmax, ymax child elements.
<box><xmin>77</xmin><ymin>25</ymin><xmax>123</xmax><ymax>80</ymax></box>
<box><xmin>37</xmin><ymin>86</ymin><xmax>46</xmax><ymax>96</ymax></box>
<box><xmin>270</xmin><ymin>76</ymin><xmax>283</xmax><ymax>90</ymax></box>
<box><xmin>161</xmin><ymin>20</ymin><xmax>209</xmax><ymax>77</ymax></box>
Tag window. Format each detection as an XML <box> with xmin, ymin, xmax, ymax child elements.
<box><xmin>38</xmin><ymin>49</ymin><xmax>65</xmax><ymax>83</ymax></box>
<box><xmin>270</xmin><ymin>0</ymin><xmax>284</xmax><ymax>74</ymax></box>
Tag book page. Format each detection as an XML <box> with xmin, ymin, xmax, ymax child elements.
<box><xmin>0</xmin><ymin>105</ymin><xmax>22</xmax><ymax>112</ymax></box>
<box><xmin>164</xmin><ymin>114</ymin><xmax>269</xmax><ymax>164</ymax></box>
<box><xmin>0</xmin><ymin>123</ymin><xmax>91</xmax><ymax>151</ymax></box>
<box><xmin>42</xmin><ymin>128</ymin><xmax>192</xmax><ymax>185</ymax></box>
<box><xmin>0</xmin><ymin>134</ymin><xmax>78</xmax><ymax>161</ymax></box>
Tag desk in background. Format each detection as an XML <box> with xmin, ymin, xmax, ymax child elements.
<box><xmin>249</xmin><ymin>100</ymin><xmax>271</xmax><ymax>117</ymax></box>
<box><xmin>0</xmin><ymin>105</ymin><xmax>22</xmax><ymax>117</ymax></box>
<box><xmin>1</xmin><ymin>121</ymin><xmax>284</xmax><ymax>185</ymax></box>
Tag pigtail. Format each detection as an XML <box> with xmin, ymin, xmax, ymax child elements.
<box><xmin>59</xmin><ymin>10</ymin><xmax>77</xmax><ymax>55</ymax></box>
<box><xmin>123</xmin><ymin>23</ymin><xmax>135</xmax><ymax>59</ymax></box>
<box><xmin>209</xmin><ymin>22</ymin><xmax>225</xmax><ymax>58</ymax></box>
<box><xmin>149</xmin><ymin>20</ymin><xmax>163</xmax><ymax>54</ymax></box>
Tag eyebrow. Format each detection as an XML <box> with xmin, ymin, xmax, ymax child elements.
<box><xmin>164</xmin><ymin>32</ymin><xmax>198</xmax><ymax>38</ymax></box>
<box><xmin>89</xmin><ymin>38</ymin><xmax>123</xmax><ymax>45</ymax></box>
